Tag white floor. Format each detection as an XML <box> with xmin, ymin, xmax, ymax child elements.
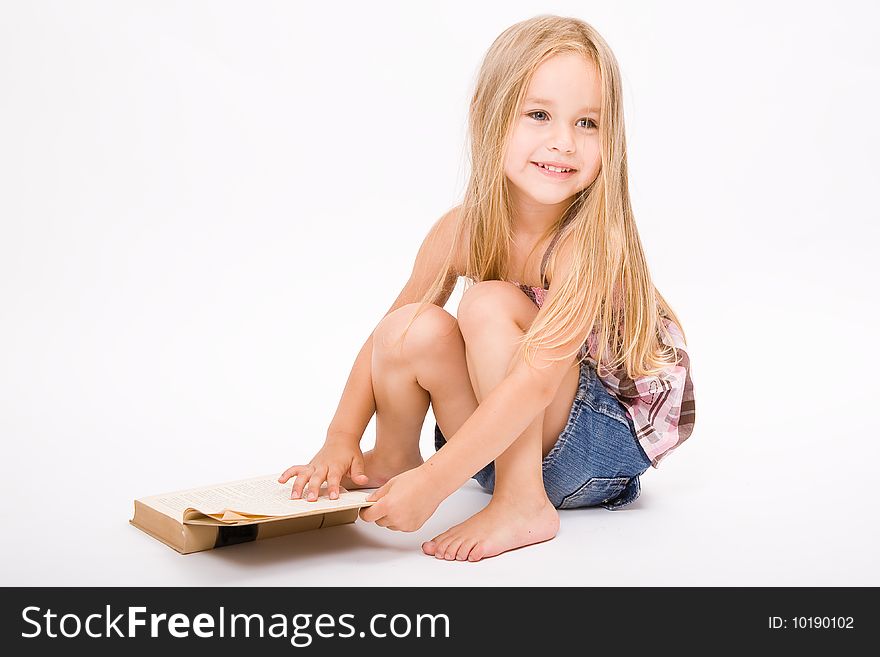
<box><xmin>3</xmin><ymin>399</ymin><xmax>875</xmax><ymax>587</ymax></box>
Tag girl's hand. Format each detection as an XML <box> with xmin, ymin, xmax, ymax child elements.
<box><xmin>358</xmin><ymin>466</ymin><xmax>444</xmax><ymax>532</ymax></box>
<box><xmin>278</xmin><ymin>439</ymin><xmax>370</xmax><ymax>501</ymax></box>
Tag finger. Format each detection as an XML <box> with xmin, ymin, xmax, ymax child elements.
<box><xmin>359</xmin><ymin>501</ymin><xmax>382</xmax><ymax>523</ymax></box>
<box><xmin>291</xmin><ymin>466</ymin><xmax>314</xmax><ymax>499</ymax></box>
<box><xmin>326</xmin><ymin>468</ymin><xmax>342</xmax><ymax>500</ymax></box>
<box><xmin>365</xmin><ymin>483</ymin><xmax>387</xmax><ymax>503</ymax></box>
<box><xmin>306</xmin><ymin>467</ymin><xmax>328</xmax><ymax>501</ymax></box>
<box><xmin>349</xmin><ymin>456</ymin><xmax>369</xmax><ymax>484</ymax></box>
<box><xmin>290</xmin><ymin>468</ymin><xmax>313</xmax><ymax>499</ymax></box>
<box><xmin>278</xmin><ymin>466</ymin><xmax>304</xmax><ymax>484</ymax></box>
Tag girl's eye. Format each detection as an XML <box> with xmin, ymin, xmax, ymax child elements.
<box><xmin>526</xmin><ymin>111</ymin><xmax>597</xmax><ymax>129</ymax></box>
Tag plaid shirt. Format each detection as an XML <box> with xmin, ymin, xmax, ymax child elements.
<box><xmin>517</xmin><ymin>284</ymin><xmax>695</xmax><ymax>468</ymax></box>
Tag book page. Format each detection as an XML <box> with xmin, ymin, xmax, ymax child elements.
<box><xmin>138</xmin><ymin>473</ymin><xmax>376</xmax><ymax>522</ymax></box>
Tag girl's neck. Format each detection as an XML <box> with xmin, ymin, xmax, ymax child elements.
<box><xmin>509</xmin><ymin>195</ymin><xmax>571</xmax><ymax>237</ymax></box>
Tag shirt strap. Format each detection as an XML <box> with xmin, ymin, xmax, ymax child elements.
<box><xmin>539</xmin><ymin>215</ymin><xmax>574</xmax><ymax>288</ymax></box>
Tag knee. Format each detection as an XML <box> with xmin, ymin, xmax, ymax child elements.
<box><xmin>374</xmin><ymin>303</ymin><xmax>459</xmax><ymax>361</ymax></box>
<box><xmin>457</xmin><ymin>281</ymin><xmax>516</xmax><ymax>338</ymax></box>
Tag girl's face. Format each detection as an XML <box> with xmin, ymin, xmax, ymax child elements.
<box><xmin>504</xmin><ymin>53</ymin><xmax>603</xmax><ymax>211</ymax></box>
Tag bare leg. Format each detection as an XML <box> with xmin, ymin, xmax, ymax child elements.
<box><xmin>340</xmin><ymin>304</ymin><xmax>479</xmax><ymax>489</ymax></box>
<box><xmin>422</xmin><ymin>312</ymin><xmax>560</xmax><ymax>562</ymax></box>
<box><xmin>464</xmin><ymin>343</ymin><xmax>545</xmax><ymax>495</ymax></box>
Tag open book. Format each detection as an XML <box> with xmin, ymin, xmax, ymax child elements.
<box><xmin>130</xmin><ymin>473</ymin><xmax>376</xmax><ymax>554</ymax></box>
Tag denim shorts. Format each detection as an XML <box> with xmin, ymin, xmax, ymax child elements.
<box><xmin>433</xmin><ymin>357</ymin><xmax>652</xmax><ymax>510</ymax></box>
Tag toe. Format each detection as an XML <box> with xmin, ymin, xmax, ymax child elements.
<box><xmin>425</xmin><ymin>531</ymin><xmax>449</xmax><ymax>556</ymax></box>
<box><xmin>434</xmin><ymin>536</ymin><xmax>454</xmax><ymax>560</ymax></box>
<box><xmin>447</xmin><ymin>537</ymin><xmax>465</xmax><ymax>560</ymax></box>
<box><xmin>457</xmin><ymin>538</ymin><xmax>478</xmax><ymax>561</ymax></box>
<box><xmin>468</xmin><ymin>543</ymin><xmax>485</xmax><ymax>562</ymax></box>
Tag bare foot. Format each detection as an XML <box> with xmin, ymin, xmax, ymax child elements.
<box><xmin>340</xmin><ymin>449</ymin><xmax>424</xmax><ymax>490</ymax></box>
<box><xmin>421</xmin><ymin>495</ymin><xmax>560</xmax><ymax>562</ymax></box>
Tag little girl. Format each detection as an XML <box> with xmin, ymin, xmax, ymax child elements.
<box><xmin>279</xmin><ymin>14</ymin><xmax>696</xmax><ymax>562</ymax></box>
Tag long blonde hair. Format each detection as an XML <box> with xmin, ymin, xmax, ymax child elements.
<box><xmin>402</xmin><ymin>14</ymin><xmax>686</xmax><ymax>379</ymax></box>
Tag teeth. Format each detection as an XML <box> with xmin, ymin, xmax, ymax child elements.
<box><xmin>538</xmin><ymin>163</ymin><xmax>572</xmax><ymax>173</ymax></box>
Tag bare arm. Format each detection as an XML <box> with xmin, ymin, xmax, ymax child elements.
<box><xmin>324</xmin><ymin>207</ymin><xmax>463</xmax><ymax>445</ymax></box>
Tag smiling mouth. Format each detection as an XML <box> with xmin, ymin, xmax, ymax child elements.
<box><xmin>533</xmin><ymin>161</ymin><xmax>577</xmax><ymax>172</ymax></box>
<box><xmin>532</xmin><ymin>162</ymin><xmax>578</xmax><ymax>177</ymax></box>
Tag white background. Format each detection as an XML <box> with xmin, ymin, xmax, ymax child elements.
<box><xmin>1</xmin><ymin>0</ymin><xmax>877</xmax><ymax>586</ymax></box>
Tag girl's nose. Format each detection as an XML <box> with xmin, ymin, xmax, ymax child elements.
<box><xmin>549</xmin><ymin>129</ymin><xmax>576</xmax><ymax>153</ymax></box>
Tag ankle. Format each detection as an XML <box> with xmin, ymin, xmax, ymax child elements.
<box><xmin>490</xmin><ymin>487</ymin><xmax>553</xmax><ymax>511</ymax></box>
<box><xmin>370</xmin><ymin>447</ymin><xmax>424</xmax><ymax>468</ymax></box>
